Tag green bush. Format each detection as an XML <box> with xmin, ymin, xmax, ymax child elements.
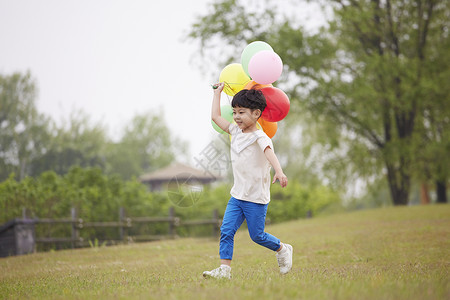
<box><xmin>0</xmin><ymin>167</ymin><xmax>156</xmax><ymax>223</ymax></box>
<box><xmin>268</xmin><ymin>181</ymin><xmax>341</xmax><ymax>223</ymax></box>
<box><xmin>0</xmin><ymin>168</ymin><xmax>342</xmax><ymax>247</ymax></box>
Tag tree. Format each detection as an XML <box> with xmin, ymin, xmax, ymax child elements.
<box><xmin>0</xmin><ymin>71</ymin><xmax>188</xmax><ymax>182</ymax></box>
<box><xmin>412</xmin><ymin>9</ymin><xmax>450</xmax><ymax>203</ymax></box>
<box><xmin>188</xmin><ymin>0</ymin><xmax>449</xmax><ymax>205</ymax></box>
<box><xmin>0</xmin><ymin>72</ymin><xmax>51</xmax><ymax>181</ymax></box>
<box><xmin>105</xmin><ymin>110</ymin><xmax>188</xmax><ymax>180</ymax></box>
<box><xmin>29</xmin><ymin>110</ymin><xmax>109</xmax><ymax>176</ymax></box>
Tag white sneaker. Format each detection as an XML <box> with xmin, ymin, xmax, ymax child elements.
<box><xmin>202</xmin><ymin>265</ymin><xmax>231</xmax><ymax>279</ymax></box>
<box><xmin>276</xmin><ymin>243</ymin><xmax>293</xmax><ymax>275</ymax></box>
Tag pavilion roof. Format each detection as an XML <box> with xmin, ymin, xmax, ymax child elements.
<box><xmin>139</xmin><ymin>162</ymin><xmax>218</xmax><ymax>183</ymax></box>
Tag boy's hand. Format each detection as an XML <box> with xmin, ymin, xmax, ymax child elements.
<box><xmin>273</xmin><ymin>172</ymin><xmax>288</xmax><ymax>188</ymax></box>
<box><xmin>212</xmin><ymin>82</ymin><xmax>224</xmax><ymax>94</ymax></box>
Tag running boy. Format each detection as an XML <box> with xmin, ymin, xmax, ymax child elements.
<box><xmin>203</xmin><ymin>82</ymin><xmax>293</xmax><ymax>279</ymax></box>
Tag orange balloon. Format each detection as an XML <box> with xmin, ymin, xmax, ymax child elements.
<box><xmin>244</xmin><ymin>80</ymin><xmax>272</xmax><ymax>90</ymax></box>
<box><xmin>258</xmin><ymin>118</ymin><xmax>278</xmax><ymax>138</ymax></box>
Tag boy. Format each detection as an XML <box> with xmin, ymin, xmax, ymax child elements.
<box><xmin>203</xmin><ymin>82</ymin><xmax>293</xmax><ymax>279</ymax></box>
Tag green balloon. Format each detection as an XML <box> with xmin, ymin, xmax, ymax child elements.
<box><xmin>241</xmin><ymin>41</ymin><xmax>274</xmax><ymax>77</ymax></box>
<box><xmin>211</xmin><ymin>105</ymin><xmax>234</xmax><ymax>134</ymax></box>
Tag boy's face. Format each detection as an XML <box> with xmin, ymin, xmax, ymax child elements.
<box><xmin>232</xmin><ymin>106</ymin><xmax>261</xmax><ymax>131</ymax></box>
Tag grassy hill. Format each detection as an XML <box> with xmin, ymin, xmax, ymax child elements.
<box><xmin>1</xmin><ymin>205</ymin><xmax>449</xmax><ymax>299</ymax></box>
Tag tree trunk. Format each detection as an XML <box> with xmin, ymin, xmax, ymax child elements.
<box><xmin>386</xmin><ymin>164</ymin><xmax>410</xmax><ymax>205</ymax></box>
<box><xmin>420</xmin><ymin>183</ymin><xmax>430</xmax><ymax>204</ymax></box>
<box><xmin>436</xmin><ymin>180</ymin><xmax>447</xmax><ymax>203</ymax></box>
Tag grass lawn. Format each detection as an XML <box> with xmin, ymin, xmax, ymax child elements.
<box><xmin>1</xmin><ymin>205</ymin><xmax>449</xmax><ymax>299</ymax></box>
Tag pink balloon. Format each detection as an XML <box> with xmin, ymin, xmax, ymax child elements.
<box><xmin>248</xmin><ymin>50</ymin><xmax>283</xmax><ymax>85</ymax></box>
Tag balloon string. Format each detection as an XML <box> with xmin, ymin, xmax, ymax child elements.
<box><xmin>210</xmin><ymin>82</ymin><xmax>240</xmax><ymax>104</ymax></box>
<box><xmin>211</xmin><ymin>82</ymin><xmax>246</xmax><ymax>89</ymax></box>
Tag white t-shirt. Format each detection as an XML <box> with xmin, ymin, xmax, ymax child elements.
<box><xmin>229</xmin><ymin>123</ymin><xmax>273</xmax><ymax>204</ymax></box>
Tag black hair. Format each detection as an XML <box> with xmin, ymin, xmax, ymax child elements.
<box><xmin>231</xmin><ymin>89</ymin><xmax>266</xmax><ymax>114</ymax></box>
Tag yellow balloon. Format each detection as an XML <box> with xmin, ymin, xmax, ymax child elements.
<box><xmin>219</xmin><ymin>63</ymin><xmax>251</xmax><ymax>96</ymax></box>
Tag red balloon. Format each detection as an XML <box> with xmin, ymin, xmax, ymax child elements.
<box><xmin>260</xmin><ymin>87</ymin><xmax>290</xmax><ymax>122</ymax></box>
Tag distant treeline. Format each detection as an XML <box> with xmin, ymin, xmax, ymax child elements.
<box><xmin>0</xmin><ymin>166</ymin><xmax>340</xmax><ymax>226</ymax></box>
<box><xmin>0</xmin><ymin>72</ymin><xmax>188</xmax><ymax>182</ymax></box>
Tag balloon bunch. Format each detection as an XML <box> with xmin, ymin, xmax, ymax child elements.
<box><xmin>212</xmin><ymin>41</ymin><xmax>290</xmax><ymax>138</ymax></box>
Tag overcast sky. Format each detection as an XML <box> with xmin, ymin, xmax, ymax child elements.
<box><xmin>0</xmin><ymin>0</ymin><xmax>327</xmax><ymax>166</ymax></box>
<box><xmin>0</xmin><ymin>0</ymin><xmax>218</xmax><ymax>160</ymax></box>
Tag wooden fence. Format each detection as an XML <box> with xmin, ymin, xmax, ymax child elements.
<box><xmin>0</xmin><ymin>207</ymin><xmax>221</xmax><ymax>257</ymax></box>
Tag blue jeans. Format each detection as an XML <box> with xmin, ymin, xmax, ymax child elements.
<box><xmin>219</xmin><ymin>197</ymin><xmax>281</xmax><ymax>260</ymax></box>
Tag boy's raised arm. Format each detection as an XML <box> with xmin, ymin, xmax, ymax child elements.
<box><xmin>211</xmin><ymin>82</ymin><xmax>231</xmax><ymax>134</ymax></box>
